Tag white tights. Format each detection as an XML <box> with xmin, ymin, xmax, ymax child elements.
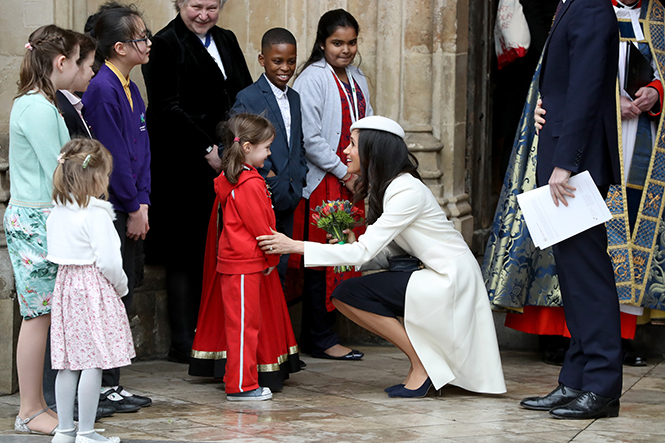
<box><xmin>55</xmin><ymin>368</ymin><xmax>110</xmax><ymax>441</ymax></box>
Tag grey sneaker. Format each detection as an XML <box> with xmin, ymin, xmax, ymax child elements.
<box><xmin>227</xmin><ymin>387</ymin><xmax>272</xmax><ymax>401</ymax></box>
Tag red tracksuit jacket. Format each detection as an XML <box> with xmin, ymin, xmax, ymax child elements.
<box><xmin>215</xmin><ymin>165</ymin><xmax>280</xmax><ymax>274</ymax></box>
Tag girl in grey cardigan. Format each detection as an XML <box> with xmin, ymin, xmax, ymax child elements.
<box><xmin>292</xmin><ymin>9</ymin><xmax>373</xmax><ymax>360</ymax></box>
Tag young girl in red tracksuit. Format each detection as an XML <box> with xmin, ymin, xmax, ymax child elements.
<box><xmin>216</xmin><ymin>113</ymin><xmax>282</xmax><ymax>401</ymax></box>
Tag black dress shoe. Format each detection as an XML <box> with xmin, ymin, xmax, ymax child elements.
<box><xmin>311</xmin><ymin>349</ymin><xmax>364</xmax><ymax>360</ymax></box>
<box><xmin>520</xmin><ymin>384</ymin><xmax>582</xmax><ymax>411</ymax></box>
<box><xmin>73</xmin><ymin>403</ymin><xmax>116</xmax><ymax>421</ymax></box>
<box><xmin>623</xmin><ymin>351</ymin><xmax>647</xmax><ymax>367</ymax></box>
<box><xmin>543</xmin><ymin>348</ymin><xmax>566</xmax><ymax>366</ymax></box>
<box><xmin>550</xmin><ymin>391</ymin><xmax>620</xmax><ymax>419</ymax></box>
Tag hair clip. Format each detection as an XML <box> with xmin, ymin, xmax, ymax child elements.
<box><xmin>25</xmin><ymin>42</ymin><xmax>33</xmax><ymax>51</ymax></box>
<box><xmin>233</xmin><ymin>137</ymin><xmax>240</xmax><ymax>142</ymax></box>
<box><xmin>82</xmin><ymin>154</ymin><xmax>91</xmax><ymax>169</ymax></box>
<box><xmin>57</xmin><ymin>153</ymin><xmax>65</xmax><ymax>164</ymax></box>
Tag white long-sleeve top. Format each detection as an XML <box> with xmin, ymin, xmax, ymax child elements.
<box><xmin>46</xmin><ymin>197</ymin><xmax>128</xmax><ymax>297</ymax></box>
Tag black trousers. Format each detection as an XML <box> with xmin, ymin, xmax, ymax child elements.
<box><xmin>300</xmin><ymin>269</ymin><xmax>339</xmax><ymax>353</ymax></box>
<box><xmin>102</xmin><ymin>211</ymin><xmax>137</xmax><ymax>387</ymax></box>
<box><xmin>554</xmin><ymin>222</ymin><xmax>623</xmax><ymax>399</ymax></box>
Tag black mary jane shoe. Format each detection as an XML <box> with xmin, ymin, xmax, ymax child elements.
<box><xmin>311</xmin><ymin>349</ymin><xmax>364</xmax><ymax>360</ymax></box>
<box><xmin>550</xmin><ymin>391</ymin><xmax>620</xmax><ymax>419</ymax></box>
<box><xmin>520</xmin><ymin>384</ymin><xmax>582</xmax><ymax>411</ymax></box>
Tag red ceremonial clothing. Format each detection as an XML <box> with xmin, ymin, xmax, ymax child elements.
<box><xmin>505</xmin><ymin>306</ymin><xmax>637</xmax><ymax>339</ymax></box>
<box><xmin>189</xmin><ymin>171</ymin><xmax>300</xmax><ymax>391</ymax></box>
<box><xmin>215</xmin><ymin>165</ymin><xmax>280</xmax><ymax>274</ymax></box>
<box><xmin>221</xmin><ymin>272</ymin><xmax>262</xmax><ymax>394</ymax></box>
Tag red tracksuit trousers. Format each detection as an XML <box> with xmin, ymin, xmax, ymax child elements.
<box><xmin>221</xmin><ymin>272</ymin><xmax>262</xmax><ymax>394</ymax></box>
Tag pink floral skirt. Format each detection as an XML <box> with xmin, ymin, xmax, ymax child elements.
<box><xmin>50</xmin><ymin>264</ymin><xmax>135</xmax><ymax>370</ymax></box>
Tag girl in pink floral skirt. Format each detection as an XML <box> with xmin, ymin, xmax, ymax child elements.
<box><xmin>46</xmin><ymin>138</ymin><xmax>134</xmax><ymax>443</ymax></box>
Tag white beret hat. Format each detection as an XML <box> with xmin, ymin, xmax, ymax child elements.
<box><xmin>350</xmin><ymin>116</ymin><xmax>405</xmax><ymax>139</ymax></box>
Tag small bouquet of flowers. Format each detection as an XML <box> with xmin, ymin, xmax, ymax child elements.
<box><xmin>312</xmin><ymin>200</ymin><xmax>365</xmax><ymax>273</ymax></box>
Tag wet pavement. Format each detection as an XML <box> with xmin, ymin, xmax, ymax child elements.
<box><xmin>0</xmin><ymin>347</ymin><xmax>663</xmax><ymax>442</ymax></box>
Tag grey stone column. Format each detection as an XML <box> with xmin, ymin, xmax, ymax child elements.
<box><xmin>0</xmin><ymin>160</ymin><xmax>20</xmax><ymax>394</ymax></box>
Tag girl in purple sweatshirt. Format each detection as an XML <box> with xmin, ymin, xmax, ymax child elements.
<box><xmin>81</xmin><ymin>2</ymin><xmax>153</xmax><ymax>409</ymax></box>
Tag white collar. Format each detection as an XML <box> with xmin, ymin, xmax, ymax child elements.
<box><xmin>263</xmin><ymin>74</ymin><xmax>289</xmax><ymax>98</ymax></box>
<box><xmin>59</xmin><ymin>89</ymin><xmax>82</xmax><ymax>107</ymax></box>
<box><xmin>58</xmin><ymin>196</ymin><xmax>116</xmax><ymax>219</ymax></box>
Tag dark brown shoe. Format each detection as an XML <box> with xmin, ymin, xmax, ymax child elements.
<box><xmin>550</xmin><ymin>391</ymin><xmax>620</xmax><ymax>419</ymax></box>
<box><xmin>520</xmin><ymin>384</ymin><xmax>582</xmax><ymax>411</ymax></box>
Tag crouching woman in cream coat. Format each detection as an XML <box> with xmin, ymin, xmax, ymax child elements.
<box><xmin>258</xmin><ymin>116</ymin><xmax>506</xmax><ymax>397</ymax></box>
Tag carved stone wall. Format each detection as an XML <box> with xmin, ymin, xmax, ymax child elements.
<box><xmin>0</xmin><ymin>0</ymin><xmax>478</xmax><ymax>391</ymax></box>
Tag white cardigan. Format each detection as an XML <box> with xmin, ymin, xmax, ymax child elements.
<box><xmin>304</xmin><ymin>174</ymin><xmax>506</xmax><ymax>393</ymax></box>
<box><xmin>293</xmin><ymin>59</ymin><xmax>373</xmax><ymax>198</ymax></box>
<box><xmin>46</xmin><ymin>197</ymin><xmax>128</xmax><ymax>297</ymax></box>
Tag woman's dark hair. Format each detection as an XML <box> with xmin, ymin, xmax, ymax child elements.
<box><xmin>87</xmin><ymin>2</ymin><xmax>145</xmax><ymax>67</ymax></box>
<box><xmin>218</xmin><ymin>113</ymin><xmax>276</xmax><ymax>184</ymax></box>
<box><xmin>74</xmin><ymin>32</ymin><xmax>97</xmax><ymax>66</ymax></box>
<box><xmin>297</xmin><ymin>9</ymin><xmax>360</xmax><ymax>75</ymax></box>
<box><xmin>17</xmin><ymin>25</ymin><xmax>79</xmax><ymax>106</ymax></box>
<box><xmin>354</xmin><ymin>129</ymin><xmax>421</xmax><ymax>225</ymax></box>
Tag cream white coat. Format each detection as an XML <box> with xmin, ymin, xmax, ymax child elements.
<box><xmin>304</xmin><ymin>174</ymin><xmax>506</xmax><ymax>393</ymax></box>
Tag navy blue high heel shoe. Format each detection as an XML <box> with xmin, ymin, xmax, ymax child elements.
<box><xmin>388</xmin><ymin>378</ymin><xmax>432</xmax><ymax>398</ymax></box>
<box><xmin>384</xmin><ymin>383</ymin><xmax>404</xmax><ymax>394</ymax></box>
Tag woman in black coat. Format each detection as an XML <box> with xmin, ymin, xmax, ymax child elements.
<box><xmin>142</xmin><ymin>0</ymin><xmax>252</xmax><ymax>362</ymax></box>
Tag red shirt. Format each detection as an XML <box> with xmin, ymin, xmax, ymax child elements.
<box><xmin>214</xmin><ymin>165</ymin><xmax>280</xmax><ymax>274</ymax></box>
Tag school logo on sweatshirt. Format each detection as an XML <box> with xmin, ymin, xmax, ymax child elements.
<box><xmin>139</xmin><ymin>112</ymin><xmax>146</xmax><ymax>132</ymax></box>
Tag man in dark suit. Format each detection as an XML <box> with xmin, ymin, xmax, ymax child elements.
<box><xmin>142</xmin><ymin>0</ymin><xmax>253</xmax><ymax>363</ymax></box>
<box><xmin>520</xmin><ymin>0</ymin><xmax>623</xmax><ymax>419</ymax></box>
<box><xmin>230</xmin><ymin>28</ymin><xmax>308</xmax><ymax>281</ymax></box>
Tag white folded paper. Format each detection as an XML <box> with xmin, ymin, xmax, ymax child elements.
<box><xmin>516</xmin><ymin>170</ymin><xmax>612</xmax><ymax>249</ymax></box>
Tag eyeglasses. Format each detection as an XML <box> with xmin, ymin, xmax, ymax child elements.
<box><xmin>124</xmin><ymin>30</ymin><xmax>152</xmax><ymax>44</ymax></box>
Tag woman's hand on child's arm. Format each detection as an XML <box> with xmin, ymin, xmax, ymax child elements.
<box><xmin>127</xmin><ymin>204</ymin><xmax>150</xmax><ymax>240</ymax></box>
<box><xmin>257</xmin><ymin>229</ymin><xmax>304</xmax><ymax>255</ymax></box>
<box><xmin>263</xmin><ymin>266</ymin><xmax>276</xmax><ymax>276</ymax></box>
<box><xmin>327</xmin><ymin>229</ymin><xmax>356</xmax><ymax>244</ymax></box>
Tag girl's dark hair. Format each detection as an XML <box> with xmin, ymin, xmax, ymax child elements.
<box><xmin>87</xmin><ymin>2</ymin><xmax>145</xmax><ymax>66</ymax></box>
<box><xmin>53</xmin><ymin>138</ymin><xmax>114</xmax><ymax>207</ymax></box>
<box><xmin>218</xmin><ymin>113</ymin><xmax>276</xmax><ymax>184</ymax></box>
<box><xmin>297</xmin><ymin>9</ymin><xmax>360</xmax><ymax>75</ymax></box>
<box><xmin>354</xmin><ymin>129</ymin><xmax>422</xmax><ymax>225</ymax></box>
<box><xmin>74</xmin><ymin>32</ymin><xmax>98</xmax><ymax>66</ymax></box>
<box><xmin>17</xmin><ymin>25</ymin><xmax>79</xmax><ymax>106</ymax></box>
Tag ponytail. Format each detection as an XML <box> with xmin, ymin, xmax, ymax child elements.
<box><xmin>218</xmin><ymin>113</ymin><xmax>275</xmax><ymax>184</ymax></box>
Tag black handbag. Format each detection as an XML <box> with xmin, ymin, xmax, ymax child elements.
<box><xmin>388</xmin><ymin>255</ymin><xmax>422</xmax><ymax>272</ymax></box>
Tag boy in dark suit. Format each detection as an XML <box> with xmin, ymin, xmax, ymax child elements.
<box><xmin>230</xmin><ymin>27</ymin><xmax>308</xmax><ymax>281</ymax></box>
